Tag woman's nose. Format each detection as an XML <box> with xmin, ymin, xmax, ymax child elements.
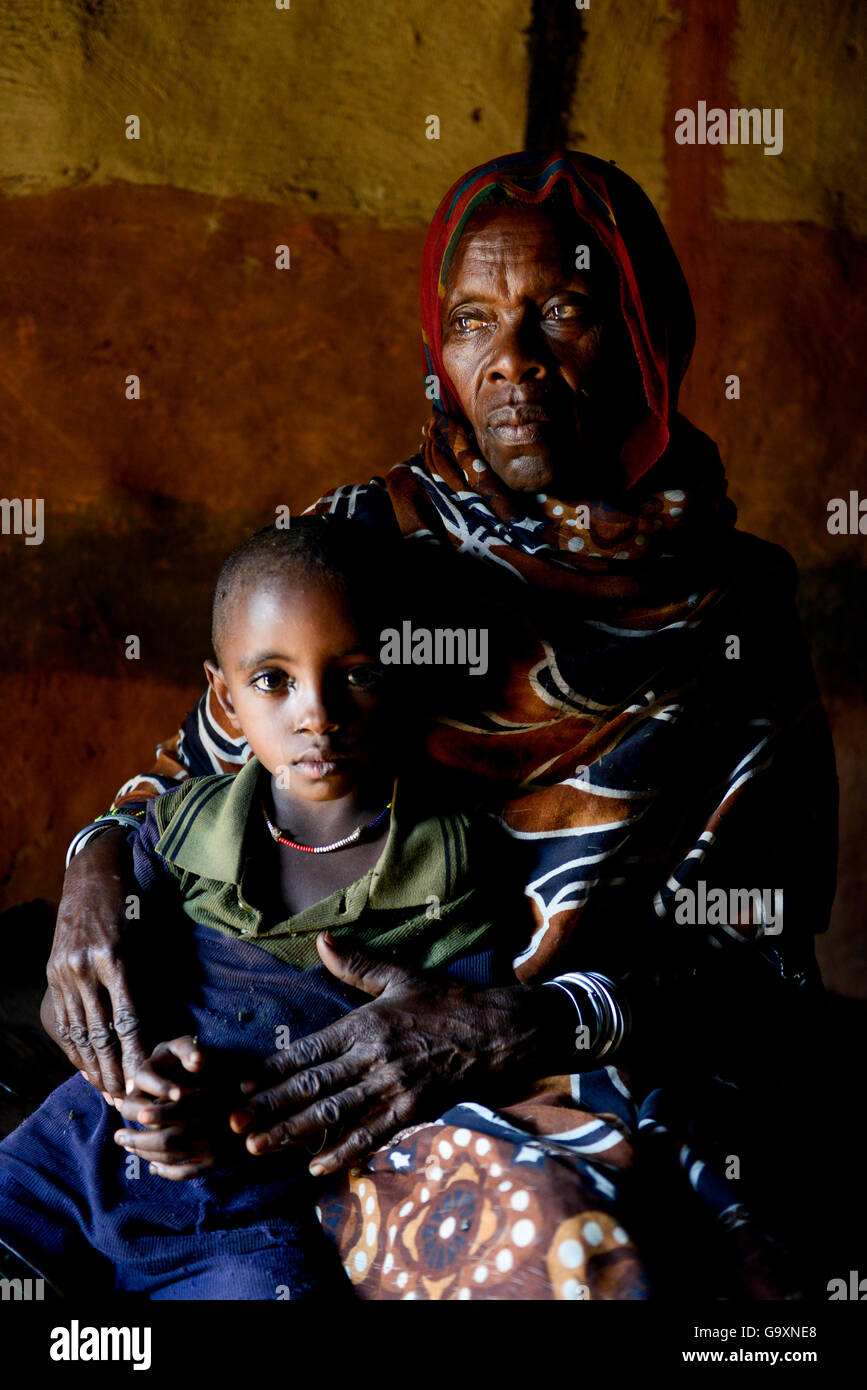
<box><xmin>486</xmin><ymin>315</ymin><xmax>548</xmax><ymax>385</ymax></box>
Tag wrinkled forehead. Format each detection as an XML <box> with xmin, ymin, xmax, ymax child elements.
<box><xmin>441</xmin><ymin>194</ymin><xmax>615</xmax><ymax>301</ymax></box>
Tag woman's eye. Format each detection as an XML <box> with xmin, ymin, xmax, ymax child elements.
<box><xmin>546</xmin><ymin>303</ymin><xmax>581</xmax><ymax>322</ymax></box>
<box><xmin>252</xmin><ymin>671</ymin><xmax>289</xmax><ymax>692</ymax></box>
<box><xmin>453</xmin><ymin>312</ymin><xmax>486</xmax><ymax>332</ymax></box>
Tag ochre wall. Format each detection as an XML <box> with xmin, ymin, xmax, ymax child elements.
<box><xmin>1</xmin><ymin>0</ymin><xmax>864</xmax><ymax>993</ymax></box>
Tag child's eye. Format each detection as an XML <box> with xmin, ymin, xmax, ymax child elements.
<box><xmin>252</xmin><ymin>670</ymin><xmax>291</xmax><ymax>692</ymax></box>
<box><xmin>346</xmin><ymin>665</ymin><xmax>383</xmax><ymax>689</ymax></box>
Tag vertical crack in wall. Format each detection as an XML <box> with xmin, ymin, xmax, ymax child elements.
<box><xmin>524</xmin><ymin>0</ymin><xmax>586</xmax><ymax>149</ymax></box>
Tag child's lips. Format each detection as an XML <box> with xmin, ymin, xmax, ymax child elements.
<box><xmin>294</xmin><ymin>754</ymin><xmax>353</xmax><ymax>778</ymax></box>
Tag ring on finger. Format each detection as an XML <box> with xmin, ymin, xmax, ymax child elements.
<box><xmin>307</xmin><ymin>1128</ymin><xmax>329</xmax><ymax>1156</ymax></box>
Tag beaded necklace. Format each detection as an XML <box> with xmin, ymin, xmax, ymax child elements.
<box><xmin>261</xmin><ymin>797</ymin><xmax>393</xmax><ymax>854</ymax></box>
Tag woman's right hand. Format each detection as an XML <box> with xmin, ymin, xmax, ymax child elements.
<box><xmin>45</xmin><ymin>826</ymin><xmax>148</xmax><ymax>1099</ymax></box>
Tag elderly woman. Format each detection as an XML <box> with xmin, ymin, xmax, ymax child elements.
<box><xmin>42</xmin><ymin>151</ymin><xmax>836</xmax><ymax>1300</ymax></box>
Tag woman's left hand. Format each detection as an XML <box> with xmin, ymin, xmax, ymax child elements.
<box><xmin>229</xmin><ymin>932</ymin><xmax>557</xmax><ymax>1176</ymax></box>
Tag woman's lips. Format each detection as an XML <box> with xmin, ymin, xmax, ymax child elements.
<box><xmin>489</xmin><ymin>420</ymin><xmax>551</xmax><ymax>444</ymax></box>
<box><xmin>487</xmin><ymin>409</ymin><xmax>555</xmax><ymax>446</ymax></box>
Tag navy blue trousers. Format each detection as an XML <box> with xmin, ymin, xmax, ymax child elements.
<box><xmin>0</xmin><ymin>926</ymin><xmax>367</xmax><ymax>1299</ymax></box>
<box><xmin>0</xmin><ymin>924</ymin><xmax>499</xmax><ymax>1299</ymax></box>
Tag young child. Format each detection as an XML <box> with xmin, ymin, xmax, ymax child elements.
<box><xmin>0</xmin><ymin>517</ymin><xmax>515</xmax><ymax>1300</ymax></box>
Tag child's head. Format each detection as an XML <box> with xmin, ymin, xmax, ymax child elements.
<box><xmin>206</xmin><ymin>516</ymin><xmax>405</xmax><ymax>805</ymax></box>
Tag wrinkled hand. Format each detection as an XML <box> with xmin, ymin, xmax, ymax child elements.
<box><xmin>46</xmin><ymin>827</ymin><xmax>147</xmax><ymax>1097</ymax></box>
<box><xmin>230</xmin><ymin>932</ymin><xmax>552</xmax><ymax>1177</ymax></box>
<box><xmin>114</xmin><ymin>1036</ymin><xmax>241</xmax><ymax>1180</ymax></box>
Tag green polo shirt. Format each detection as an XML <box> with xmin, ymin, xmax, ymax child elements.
<box><xmin>146</xmin><ymin>756</ymin><xmax>509</xmax><ymax>971</ymax></box>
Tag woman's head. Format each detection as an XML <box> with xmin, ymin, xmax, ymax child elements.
<box><xmin>422</xmin><ymin>151</ymin><xmax>696</xmax><ymax>495</ymax></box>
<box><xmin>206</xmin><ymin>517</ymin><xmax>402</xmax><ymax>805</ymax></box>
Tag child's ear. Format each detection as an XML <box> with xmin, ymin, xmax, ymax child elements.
<box><xmin>204</xmin><ymin>659</ymin><xmax>242</xmax><ymax>730</ymax></box>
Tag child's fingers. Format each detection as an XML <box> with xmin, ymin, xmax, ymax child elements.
<box><xmin>147</xmin><ymin>1158</ymin><xmax>216</xmax><ymax>1181</ymax></box>
<box><xmin>131</xmin><ymin>1042</ymin><xmax>206</xmax><ymax>1101</ymax></box>
<box><xmin>129</xmin><ymin>1058</ymin><xmax>188</xmax><ymax>1101</ymax></box>
<box><xmin>113</xmin><ymin>1125</ymin><xmax>213</xmax><ymax>1165</ymax></box>
<box><xmin>161</xmin><ymin>1036</ymin><xmax>206</xmax><ymax>1074</ymax></box>
<box><xmin>116</xmin><ymin>1092</ymin><xmax>205</xmax><ymax>1125</ymax></box>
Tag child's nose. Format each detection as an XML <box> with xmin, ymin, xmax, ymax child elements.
<box><xmin>293</xmin><ymin>683</ymin><xmax>340</xmax><ymax>733</ymax></box>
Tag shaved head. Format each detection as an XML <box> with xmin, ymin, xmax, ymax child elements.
<box><xmin>211</xmin><ymin>516</ymin><xmax>400</xmax><ymax>666</ymax></box>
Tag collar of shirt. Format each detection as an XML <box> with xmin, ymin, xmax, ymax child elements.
<box><xmin>153</xmin><ymin>756</ymin><xmax>472</xmax><ymax>919</ymax></box>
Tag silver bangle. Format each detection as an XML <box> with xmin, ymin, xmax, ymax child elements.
<box><xmin>583</xmin><ymin>976</ymin><xmax>616</xmax><ymax>1059</ymax></box>
<box><xmin>546</xmin><ymin>979</ymin><xmax>591</xmax><ymax>1037</ymax></box>
<box><xmin>582</xmin><ymin>973</ymin><xmax>619</xmax><ymax>1057</ymax></box>
<box><xmin>584</xmin><ymin>972</ymin><xmax>632</xmax><ymax>1055</ymax></box>
<box><xmin>543</xmin><ymin>971</ymin><xmax>631</xmax><ymax>1063</ymax></box>
<box><xmin>65</xmin><ymin>813</ymin><xmax>144</xmax><ymax>868</ymax></box>
<box><xmin>543</xmin><ymin>974</ymin><xmax>607</xmax><ymax>1059</ymax></box>
<box><xmin>561</xmin><ymin>975</ymin><xmax>611</xmax><ymax>1056</ymax></box>
<box><xmin>65</xmin><ymin>822</ymin><xmax>112</xmax><ymax>868</ymax></box>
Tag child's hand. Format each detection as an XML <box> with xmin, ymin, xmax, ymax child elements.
<box><xmin>113</xmin><ymin>1036</ymin><xmax>227</xmax><ymax>1180</ymax></box>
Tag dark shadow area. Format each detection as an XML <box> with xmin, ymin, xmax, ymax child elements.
<box><xmin>0</xmin><ymin>900</ymin><xmax>74</xmax><ymax>1139</ymax></box>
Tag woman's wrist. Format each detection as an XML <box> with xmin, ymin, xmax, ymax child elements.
<box><xmin>474</xmin><ymin>983</ymin><xmax>581</xmax><ymax>1090</ymax></box>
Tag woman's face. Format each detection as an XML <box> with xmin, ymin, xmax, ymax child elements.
<box><xmin>440</xmin><ymin>200</ymin><xmax>640</xmax><ymax>496</ymax></box>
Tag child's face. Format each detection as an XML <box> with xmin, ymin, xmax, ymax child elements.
<box><xmin>205</xmin><ymin>575</ymin><xmax>392</xmax><ymax>803</ymax></box>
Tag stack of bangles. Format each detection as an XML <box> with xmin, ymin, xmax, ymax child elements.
<box><xmin>65</xmin><ymin>808</ymin><xmax>148</xmax><ymax>868</ymax></box>
<box><xmin>542</xmin><ymin>971</ymin><xmax>632</xmax><ymax>1063</ymax></box>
